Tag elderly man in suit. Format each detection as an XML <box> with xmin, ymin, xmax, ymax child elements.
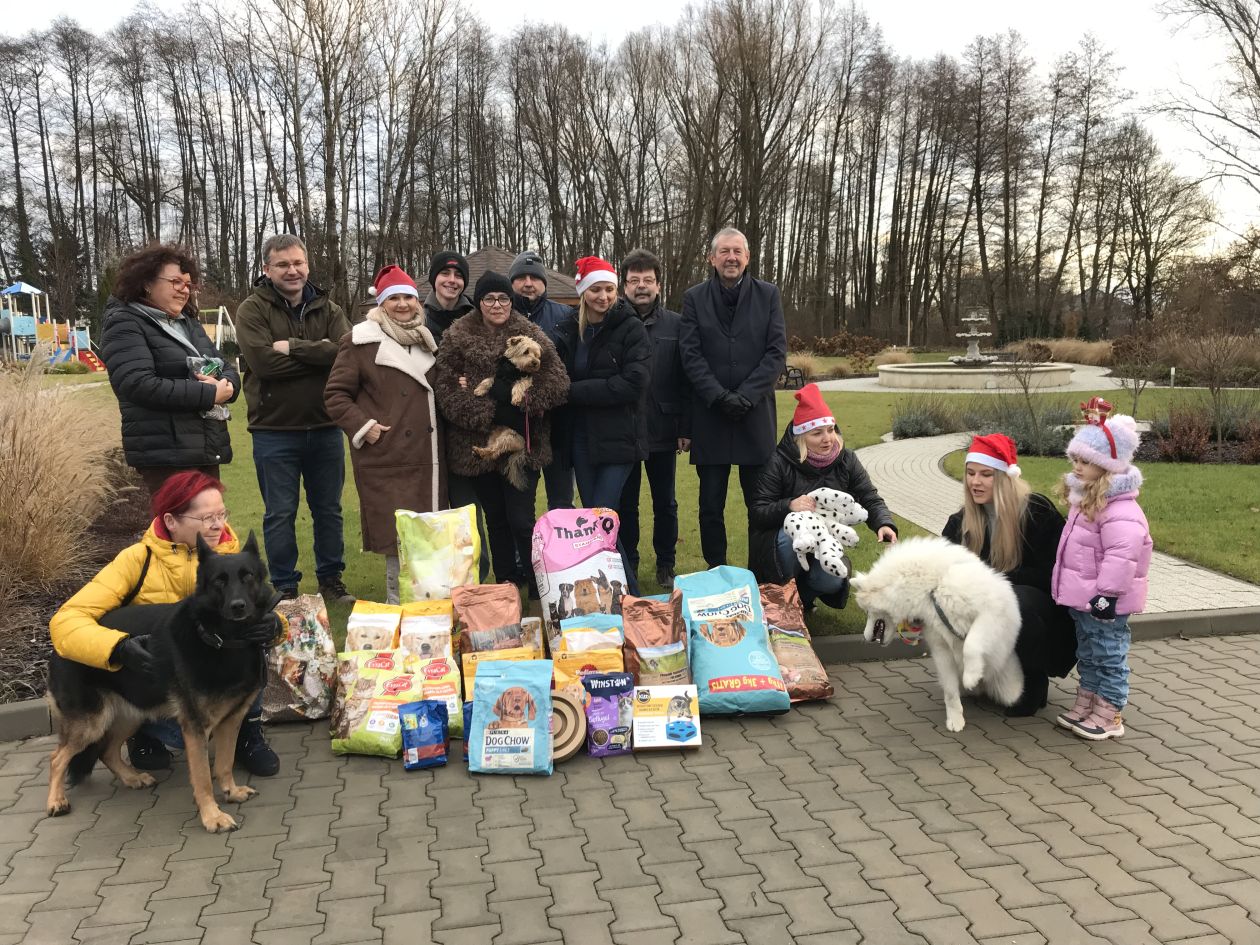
<box><xmin>678</xmin><ymin>227</ymin><xmax>787</xmax><ymax>568</ymax></box>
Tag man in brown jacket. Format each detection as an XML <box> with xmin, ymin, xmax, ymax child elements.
<box><xmin>235</xmin><ymin>234</ymin><xmax>354</xmax><ymax>603</ymax></box>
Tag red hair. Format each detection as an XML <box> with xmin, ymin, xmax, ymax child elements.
<box><xmin>150</xmin><ymin>471</ymin><xmax>227</xmax><ymax>522</ymax></box>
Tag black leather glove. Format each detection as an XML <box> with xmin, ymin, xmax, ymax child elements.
<box><xmin>242</xmin><ymin>612</ymin><xmax>284</xmax><ymax>646</ymax></box>
<box><xmin>716</xmin><ymin>390</ymin><xmax>752</xmax><ymax>418</ymax></box>
<box><xmin>112</xmin><ymin>636</ymin><xmax>156</xmax><ymax>678</ymax></box>
<box><xmin>1088</xmin><ymin>595</ymin><xmax>1118</xmax><ymax>621</ymax></box>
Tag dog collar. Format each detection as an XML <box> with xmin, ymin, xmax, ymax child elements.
<box><xmin>929</xmin><ymin>592</ymin><xmax>965</xmax><ymax>641</ymax></box>
<box><xmin>196</xmin><ymin>623</ymin><xmax>252</xmax><ymax>650</ymax></box>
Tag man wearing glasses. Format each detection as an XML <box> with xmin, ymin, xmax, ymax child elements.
<box><xmin>235</xmin><ymin>235</ymin><xmax>355</xmax><ymax>604</ymax></box>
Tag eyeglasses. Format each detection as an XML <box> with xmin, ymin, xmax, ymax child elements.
<box><xmin>180</xmin><ymin>510</ymin><xmax>229</xmax><ymax>527</ymax></box>
<box><xmin>481</xmin><ymin>295</ymin><xmax>511</xmax><ymax>308</ymax></box>
<box><xmin>157</xmin><ymin>277</ymin><xmax>199</xmax><ymax>293</ymax></box>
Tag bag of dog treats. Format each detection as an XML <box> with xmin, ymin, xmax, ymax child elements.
<box><xmin>398</xmin><ymin>600</ymin><xmax>454</xmax><ymax>661</ymax></box>
<box><xmin>676</xmin><ymin>567</ymin><xmax>790</xmax><ymax>716</ymax></box>
<box><xmin>396</xmin><ymin>506</ymin><xmax>481</xmax><ymax>602</ymax></box>
<box><xmin>553</xmin><ymin>649</ymin><xmax>625</xmax><ymax>704</ymax></box>
<box><xmin>399</xmin><ymin>700</ymin><xmax>449</xmax><ymax>770</ymax></box>
<box><xmin>583</xmin><ymin>672</ymin><xmax>634</xmax><ymax>757</ymax></box>
<box><xmin>345</xmin><ymin>601</ymin><xmax>402</xmax><ymax>652</ymax></box>
<box><xmin>398</xmin><ymin>655</ymin><xmax>464</xmax><ymax>738</ymax></box>
<box><xmin>621</xmin><ymin>593</ymin><xmax>690</xmax><ymax>685</ymax></box>
<box><xmin>452</xmin><ymin>583</ymin><xmax>522</xmax><ymax>655</ymax></box>
<box><xmin>468</xmin><ymin>660</ymin><xmax>554</xmax><ymax>775</ymax></box>
<box><xmin>532</xmin><ymin>509</ymin><xmax>628</xmax><ymax>640</ymax></box>
<box><xmin>558</xmin><ymin>614</ymin><xmax>624</xmax><ymax>653</ymax></box>
<box><xmin>462</xmin><ymin>646</ymin><xmax>541</xmax><ymax>699</ymax></box>
<box><xmin>331</xmin><ymin>651</ymin><xmax>419</xmax><ymax>757</ymax></box>
<box><xmin>262</xmin><ymin>593</ymin><xmax>337</xmax><ymax>722</ymax></box>
<box><xmin>761</xmin><ymin>581</ymin><xmax>833</xmax><ymax>702</ymax></box>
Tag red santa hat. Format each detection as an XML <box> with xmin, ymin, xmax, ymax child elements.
<box><xmin>965</xmin><ymin>433</ymin><xmax>1022</xmax><ymax>478</ymax></box>
<box><xmin>373</xmin><ymin>264</ymin><xmax>419</xmax><ymax>303</ymax></box>
<box><xmin>574</xmin><ymin>256</ymin><xmax>618</xmax><ymax>296</ymax></box>
<box><xmin>791</xmin><ymin>384</ymin><xmax>837</xmax><ymax>435</ymax></box>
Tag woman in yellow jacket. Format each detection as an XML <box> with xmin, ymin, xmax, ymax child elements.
<box><xmin>50</xmin><ymin>470</ymin><xmax>281</xmax><ymax>776</ymax></box>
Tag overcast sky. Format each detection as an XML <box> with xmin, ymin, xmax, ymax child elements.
<box><xmin>7</xmin><ymin>0</ymin><xmax>1250</xmax><ymax>245</ymax></box>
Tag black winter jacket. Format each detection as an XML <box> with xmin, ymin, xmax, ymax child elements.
<box><xmin>748</xmin><ymin>427</ymin><xmax>896</xmax><ymax>584</ymax></box>
<box><xmin>632</xmin><ymin>298</ymin><xmax>691</xmax><ymax>452</ymax></box>
<box><xmin>554</xmin><ymin>299</ymin><xmax>651</xmax><ymax>465</ymax></box>
<box><xmin>100</xmin><ymin>298</ymin><xmax>240</xmax><ymax>469</ymax></box>
<box><xmin>424</xmin><ymin>293</ymin><xmax>475</xmax><ymax>348</ymax></box>
<box><xmin>942</xmin><ymin>493</ymin><xmax>1065</xmax><ymax>596</ymax></box>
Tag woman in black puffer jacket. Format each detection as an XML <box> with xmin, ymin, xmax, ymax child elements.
<box><xmin>748</xmin><ymin>384</ymin><xmax>897</xmax><ymax>610</ymax></box>
<box><xmin>100</xmin><ymin>244</ymin><xmax>240</xmax><ymax>495</ymax></box>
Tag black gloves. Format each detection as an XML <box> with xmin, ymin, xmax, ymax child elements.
<box><xmin>1088</xmin><ymin>595</ymin><xmax>1118</xmax><ymax>621</ymax></box>
<box><xmin>242</xmin><ymin>612</ymin><xmax>285</xmax><ymax>646</ymax></box>
<box><xmin>112</xmin><ymin>636</ymin><xmax>156</xmax><ymax>678</ymax></box>
<box><xmin>715</xmin><ymin>390</ymin><xmax>753</xmax><ymax>418</ymax></box>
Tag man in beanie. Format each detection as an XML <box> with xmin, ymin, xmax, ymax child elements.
<box><xmin>424</xmin><ymin>250</ymin><xmax>473</xmax><ymax>347</ymax></box>
<box><xmin>509</xmin><ymin>250</ymin><xmax>578</xmax><ymax>509</ymax></box>
<box><xmin>679</xmin><ymin>227</ymin><xmax>787</xmax><ymax>567</ymax></box>
<box><xmin>235</xmin><ymin>234</ymin><xmax>355</xmax><ymax>604</ymax></box>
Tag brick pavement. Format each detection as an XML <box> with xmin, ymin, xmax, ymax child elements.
<box><xmin>4</xmin><ymin>634</ymin><xmax>1260</xmax><ymax>944</ymax></box>
<box><xmin>854</xmin><ymin>433</ymin><xmax>1260</xmax><ymax>614</ymax></box>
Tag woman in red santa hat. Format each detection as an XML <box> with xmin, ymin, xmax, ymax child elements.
<box><xmin>943</xmin><ymin>433</ymin><xmax>1076</xmax><ymax>716</ymax></box>
<box><xmin>553</xmin><ymin>255</ymin><xmax>651</xmax><ymax>593</ymax></box>
<box><xmin>748</xmin><ymin>383</ymin><xmax>897</xmax><ymax>611</ymax></box>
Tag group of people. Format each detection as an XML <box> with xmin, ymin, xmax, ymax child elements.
<box><xmin>47</xmin><ymin>228</ymin><xmax>1153</xmax><ymax>783</ymax></box>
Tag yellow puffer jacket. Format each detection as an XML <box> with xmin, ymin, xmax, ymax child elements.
<box><xmin>50</xmin><ymin>523</ymin><xmax>243</xmax><ymax>670</ymax></box>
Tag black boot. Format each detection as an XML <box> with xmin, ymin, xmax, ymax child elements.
<box><xmin>127</xmin><ymin>732</ymin><xmax>171</xmax><ymax>771</ymax></box>
<box><xmin>1005</xmin><ymin>673</ymin><xmax>1050</xmax><ymax>717</ymax></box>
<box><xmin>236</xmin><ymin>715</ymin><xmax>280</xmax><ymax>777</ymax></box>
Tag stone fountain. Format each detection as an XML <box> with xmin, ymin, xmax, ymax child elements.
<box><xmin>949</xmin><ymin>311</ymin><xmax>998</xmax><ymax>365</ymax></box>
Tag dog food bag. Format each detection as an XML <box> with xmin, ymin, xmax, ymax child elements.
<box><xmin>761</xmin><ymin>581</ymin><xmax>834</xmax><ymax>703</ymax></box>
<box><xmin>398</xmin><ymin>600</ymin><xmax>455</xmax><ymax>661</ymax></box>
<box><xmin>558</xmin><ymin>614</ymin><xmax>624</xmax><ymax>653</ymax></box>
<box><xmin>520</xmin><ymin>617</ymin><xmax>545</xmax><ymax>655</ymax></box>
<box><xmin>331</xmin><ymin>651</ymin><xmax>418</xmax><ymax>757</ymax></box>
<box><xmin>345</xmin><ymin>601</ymin><xmax>403</xmax><ymax>652</ymax></box>
<box><xmin>583</xmin><ymin>672</ymin><xmax>634</xmax><ymax>757</ymax></box>
<box><xmin>399</xmin><ymin>700</ymin><xmax>449</xmax><ymax>770</ymax></box>
<box><xmin>263</xmin><ymin>593</ymin><xmax>338</xmax><ymax>722</ymax></box>
<box><xmin>621</xmin><ymin>594</ymin><xmax>689</xmax><ymax>685</ymax></box>
<box><xmin>468</xmin><ymin>660</ymin><xmax>554</xmax><ymax>775</ymax></box>
<box><xmin>452</xmin><ymin>583</ymin><xmax>522</xmax><ymax>655</ymax></box>
<box><xmin>462</xmin><ymin>702</ymin><xmax>473</xmax><ymax>762</ymax></box>
<box><xmin>398</xmin><ymin>656</ymin><xmax>464</xmax><ymax>738</ymax></box>
<box><xmin>553</xmin><ymin>649</ymin><xmax>625</xmax><ymax>705</ymax></box>
<box><xmin>531</xmin><ymin>509</ymin><xmax>628</xmax><ymax>639</ymax></box>
<box><xmin>396</xmin><ymin>505</ymin><xmax>481</xmax><ymax>602</ymax></box>
<box><xmin>461</xmin><ymin>646</ymin><xmax>541</xmax><ymax>699</ymax></box>
<box><xmin>676</xmin><ymin>567</ymin><xmax>790</xmax><ymax>716</ymax></box>
<box><xmin>632</xmin><ymin>684</ymin><xmax>701</xmax><ymax>749</ymax></box>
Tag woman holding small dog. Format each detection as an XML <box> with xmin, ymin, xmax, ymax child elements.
<box><xmin>432</xmin><ymin>271</ymin><xmax>570</xmax><ymax>593</ymax></box>
<box><xmin>325</xmin><ymin>265</ymin><xmax>445</xmax><ymax>604</ymax></box>
<box><xmin>943</xmin><ymin>434</ymin><xmax>1076</xmax><ymax>717</ymax></box>
<box><xmin>49</xmin><ymin>471</ymin><xmax>282</xmax><ymax>776</ymax></box>
<box><xmin>749</xmin><ymin>384</ymin><xmax>897</xmax><ymax>610</ymax></box>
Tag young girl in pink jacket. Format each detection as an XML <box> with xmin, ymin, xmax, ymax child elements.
<box><xmin>1051</xmin><ymin>405</ymin><xmax>1153</xmax><ymax>740</ymax></box>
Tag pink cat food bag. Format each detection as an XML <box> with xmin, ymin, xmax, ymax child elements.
<box><xmin>531</xmin><ymin>509</ymin><xmax>628</xmax><ymax>641</ymax></box>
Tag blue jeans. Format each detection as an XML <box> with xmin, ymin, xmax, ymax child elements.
<box><xmin>142</xmin><ymin>691</ymin><xmax>265</xmax><ymax>748</ymax></box>
<box><xmin>1072</xmin><ymin>610</ymin><xmax>1131</xmax><ymax>708</ymax></box>
<box><xmin>572</xmin><ymin>427</ymin><xmax>639</xmax><ymax>595</ymax></box>
<box><xmin>775</xmin><ymin>528</ymin><xmax>847</xmax><ymax>608</ymax></box>
<box><xmin>252</xmin><ymin>428</ymin><xmax>346</xmax><ymax>589</ymax></box>
<box><xmin>619</xmin><ymin>451</ymin><xmax>678</xmax><ymax>573</ymax></box>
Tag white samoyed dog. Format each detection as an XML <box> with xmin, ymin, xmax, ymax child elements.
<box><xmin>851</xmin><ymin>536</ymin><xmax>1023</xmax><ymax>732</ymax></box>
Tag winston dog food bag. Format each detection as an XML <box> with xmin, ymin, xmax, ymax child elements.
<box><xmin>583</xmin><ymin>672</ymin><xmax>634</xmax><ymax>757</ymax></box>
<box><xmin>532</xmin><ymin>509</ymin><xmax>627</xmax><ymax>639</ymax></box>
<box><xmin>468</xmin><ymin>660</ymin><xmax>554</xmax><ymax>775</ymax></box>
<box><xmin>675</xmin><ymin>567</ymin><xmax>790</xmax><ymax>716</ymax></box>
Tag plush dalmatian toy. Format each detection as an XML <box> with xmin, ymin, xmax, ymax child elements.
<box><xmin>782</xmin><ymin>488</ymin><xmax>868</xmax><ymax>579</ymax></box>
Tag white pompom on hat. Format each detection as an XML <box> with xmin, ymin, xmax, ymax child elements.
<box><xmin>1067</xmin><ymin>413</ymin><xmax>1141</xmax><ymax>473</ymax></box>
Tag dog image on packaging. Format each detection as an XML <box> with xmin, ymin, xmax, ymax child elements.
<box><xmin>345</xmin><ymin>601</ymin><xmax>403</xmax><ymax>651</ymax></box>
<box><xmin>395</xmin><ymin>506</ymin><xmax>480</xmax><ymax>601</ymax></box>
<box><xmin>676</xmin><ymin>567</ymin><xmax>790</xmax><ymax>716</ymax></box>
<box><xmin>398</xmin><ymin>600</ymin><xmax>454</xmax><ymax>661</ymax></box>
<box><xmin>553</xmin><ymin>649</ymin><xmax>625</xmax><ymax>705</ymax></box>
<box><xmin>468</xmin><ymin>660</ymin><xmax>554</xmax><ymax>775</ymax></box>
<box><xmin>632</xmin><ymin>684</ymin><xmax>701</xmax><ymax>749</ymax></box>
<box><xmin>583</xmin><ymin>672</ymin><xmax>634</xmax><ymax>757</ymax></box>
<box><xmin>532</xmin><ymin>509</ymin><xmax>626</xmax><ymax>638</ymax></box>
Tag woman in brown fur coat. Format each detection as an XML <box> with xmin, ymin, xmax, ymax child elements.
<box><xmin>432</xmin><ymin>271</ymin><xmax>569</xmax><ymax>593</ymax></box>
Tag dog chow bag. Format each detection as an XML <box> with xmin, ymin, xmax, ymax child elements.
<box><xmin>331</xmin><ymin>651</ymin><xmax>419</xmax><ymax>757</ymax></box>
<box><xmin>676</xmin><ymin>567</ymin><xmax>789</xmax><ymax>716</ymax></box>
<box><xmin>468</xmin><ymin>660</ymin><xmax>554</xmax><ymax>776</ymax></box>
<box><xmin>531</xmin><ymin>509</ymin><xmax>627</xmax><ymax>640</ymax></box>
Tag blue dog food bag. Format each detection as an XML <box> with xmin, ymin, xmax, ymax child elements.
<box><xmin>398</xmin><ymin>700</ymin><xmax>448</xmax><ymax>770</ymax></box>
<box><xmin>675</xmin><ymin>567</ymin><xmax>790</xmax><ymax>716</ymax></box>
<box><xmin>468</xmin><ymin>660</ymin><xmax>554</xmax><ymax>775</ymax></box>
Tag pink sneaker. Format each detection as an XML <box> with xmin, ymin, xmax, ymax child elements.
<box><xmin>1055</xmin><ymin>689</ymin><xmax>1095</xmax><ymax>731</ymax></box>
<box><xmin>1072</xmin><ymin>695</ymin><xmax>1124</xmax><ymax>741</ymax></box>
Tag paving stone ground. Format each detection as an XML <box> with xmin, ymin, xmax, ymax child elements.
<box><xmin>4</xmin><ymin>633</ymin><xmax>1260</xmax><ymax>944</ymax></box>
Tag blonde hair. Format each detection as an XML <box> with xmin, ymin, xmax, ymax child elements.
<box><xmin>960</xmin><ymin>470</ymin><xmax>1032</xmax><ymax>573</ymax></box>
<box><xmin>1055</xmin><ymin>469</ymin><xmax>1113</xmax><ymax>522</ymax></box>
<box><xmin>578</xmin><ymin>292</ymin><xmax>613</xmax><ymax>336</ymax></box>
<box><xmin>794</xmin><ymin>427</ymin><xmax>841</xmax><ymax>462</ymax></box>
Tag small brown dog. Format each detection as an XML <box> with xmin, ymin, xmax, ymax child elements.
<box><xmin>489</xmin><ymin>686</ymin><xmax>537</xmax><ymax>729</ymax></box>
<box><xmin>473</xmin><ymin>335</ymin><xmax>544</xmax><ymax>488</ymax></box>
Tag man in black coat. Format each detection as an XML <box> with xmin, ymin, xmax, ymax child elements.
<box><xmin>617</xmin><ymin>249</ymin><xmax>690</xmax><ymax>590</ymax></box>
<box><xmin>678</xmin><ymin>227</ymin><xmax>787</xmax><ymax>567</ymax></box>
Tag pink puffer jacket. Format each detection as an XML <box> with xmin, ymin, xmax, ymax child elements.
<box><xmin>1052</xmin><ymin>474</ymin><xmax>1153</xmax><ymax>615</ymax></box>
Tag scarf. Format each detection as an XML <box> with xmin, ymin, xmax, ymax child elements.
<box><xmin>1063</xmin><ymin>466</ymin><xmax>1144</xmax><ymax>507</ymax></box>
<box><xmin>806</xmin><ymin>441</ymin><xmax>841</xmax><ymax>468</ymax></box>
<box><xmin>367</xmin><ymin>306</ymin><xmax>433</xmax><ymax>349</ymax></box>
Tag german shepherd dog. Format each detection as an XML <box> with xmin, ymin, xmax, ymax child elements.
<box><xmin>45</xmin><ymin>533</ymin><xmax>279</xmax><ymax>833</ymax></box>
